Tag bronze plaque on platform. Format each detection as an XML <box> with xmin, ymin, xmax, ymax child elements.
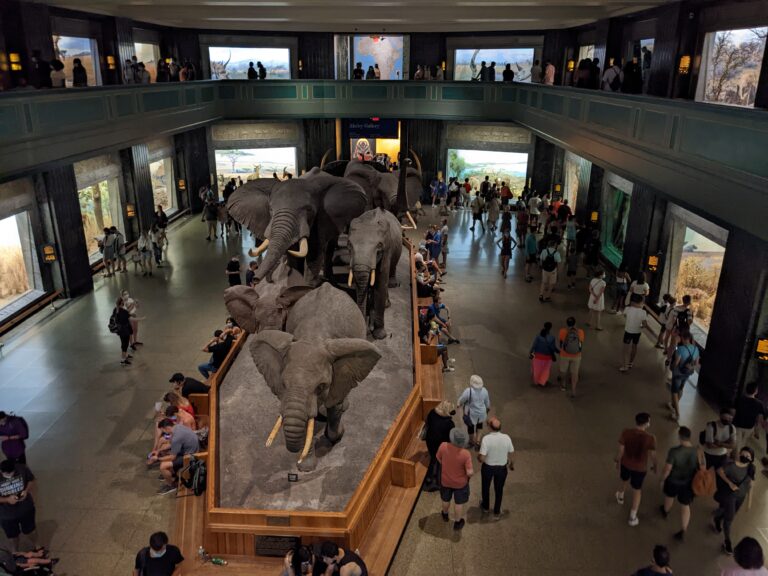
<box><xmin>255</xmin><ymin>535</ymin><xmax>300</xmax><ymax>557</ymax></box>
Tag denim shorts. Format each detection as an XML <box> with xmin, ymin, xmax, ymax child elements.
<box><xmin>440</xmin><ymin>483</ymin><xmax>470</xmax><ymax>505</ymax></box>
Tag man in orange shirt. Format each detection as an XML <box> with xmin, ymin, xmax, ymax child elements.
<box><xmin>615</xmin><ymin>413</ymin><xmax>657</xmax><ymax>527</ymax></box>
<box><xmin>500</xmin><ymin>181</ymin><xmax>512</xmax><ymax>206</ymax></box>
<box><xmin>558</xmin><ymin>316</ymin><xmax>584</xmax><ymax>397</ymax></box>
<box><xmin>436</xmin><ymin>428</ymin><xmax>474</xmax><ymax>530</ymax></box>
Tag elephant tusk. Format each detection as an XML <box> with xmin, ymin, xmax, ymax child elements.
<box><xmin>297</xmin><ymin>418</ymin><xmax>315</xmax><ymax>464</ymax></box>
<box><xmin>249</xmin><ymin>239</ymin><xmax>270</xmax><ymax>257</ymax></box>
<box><xmin>287</xmin><ymin>237</ymin><xmax>308</xmax><ymax>258</ymax></box>
<box><xmin>348</xmin><ymin>270</ymin><xmax>354</xmax><ymax>287</ymax></box>
<box><xmin>369</xmin><ymin>269</ymin><xmax>376</xmax><ymax>287</ymax></box>
<box><xmin>265</xmin><ymin>415</ymin><xmax>283</xmax><ymax>447</ymax></box>
<box><xmin>409</xmin><ymin>148</ymin><xmax>422</xmax><ymax>174</ymax></box>
<box><xmin>406</xmin><ymin>211</ymin><xmax>418</xmax><ymax>230</ymax></box>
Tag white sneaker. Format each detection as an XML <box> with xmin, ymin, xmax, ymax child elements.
<box><xmin>615</xmin><ymin>491</ymin><xmax>624</xmax><ymax>505</ymax></box>
<box><xmin>628</xmin><ymin>515</ymin><xmax>639</xmax><ymax>527</ymax></box>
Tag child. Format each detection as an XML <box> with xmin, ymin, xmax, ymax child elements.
<box><xmin>497</xmin><ymin>231</ymin><xmax>515</xmax><ymax>279</ymax></box>
<box><xmin>655</xmin><ymin>294</ymin><xmax>674</xmax><ymax>350</ymax></box>
<box><xmin>566</xmin><ymin>246</ymin><xmax>579</xmax><ymax>289</ymax></box>
<box><xmin>613</xmin><ymin>264</ymin><xmax>631</xmax><ymax>314</ymax></box>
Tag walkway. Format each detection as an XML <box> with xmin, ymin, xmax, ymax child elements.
<box><xmin>0</xmin><ymin>210</ymin><xmax>764</xmax><ymax>575</ymax></box>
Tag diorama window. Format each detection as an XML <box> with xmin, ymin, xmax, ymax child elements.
<box><xmin>78</xmin><ymin>179</ymin><xmax>122</xmax><ymax>263</ymax></box>
<box><xmin>134</xmin><ymin>42</ymin><xmax>161</xmax><ymax>82</ymax></box>
<box><xmin>446</xmin><ymin>149</ymin><xmax>528</xmax><ymax>193</ymax></box>
<box><xmin>454</xmin><ymin>48</ymin><xmax>535</xmax><ymax>82</ymax></box>
<box><xmin>150</xmin><ymin>157</ymin><xmax>177</xmax><ymax>214</ymax></box>
<box><xmin>697</xmin><ymin>27</ymin><xmax>767</xmax><ymax>108</ymax></box>
<box><xmin>52</xmin><ymin>35</ymin><xmax>101</xmax><ymax>86</ymax></box>
<box><xmin>214</xmin><ymin>147</ymin><xmax>297</xmax><ymax>192</ymax></box>
<box><xmin>207</xmin><ymin>47</ymin><xmax>290</xmax><ymax>80</ymax></box>
<box><xmin>352</xmin><ymin>35</ymin><xmax>404</xmax><ymax>80</ymax></box>
<box><xmin>601</xmin><ymin>185</ymin><xmax>631</xmax><ymax>267</ymax></box>
<box><xmin>0</xmin><ymin>211</ymin><xmax>43</xmax><ymax>315</ymax></box>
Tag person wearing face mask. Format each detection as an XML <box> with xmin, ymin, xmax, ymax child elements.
<box><xmin>282</xmin><ymin>544</ymin><xmax>326</xmax><ymax>576</ymax></box>
<box><xmin>133</xmin><ymin>531</ymin><xmax>183</xmax><ymax>576</ymax></box>
<box><xmin>0</xmin><ymin>459</ymin><xmax>38</xmax><ymax>553</ymax></box>
<box><xmin>713</xmin><ymin>447</ymin><xmax>756</xmax><ymax>555</ymax></box>
<box><xmin>631</xmin><ymin>544</ymin><xmax>673</xmax><ymax>575</ymax></box>
<box><xmin>702</xmin><ymin>408</ymin><xmax>737</xmax><ymax>470</ymax></box>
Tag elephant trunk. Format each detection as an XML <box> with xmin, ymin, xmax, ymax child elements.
<box><xmin>255</xmin><ymin>210</ymin><xmax>297</xmax><ymax>283</ymax></box>
<box><xmin>282</xmin><ymin>392</ymin><xmax>309</xmax><ymax>453</ymax></box>
<box><xmin>353</xmin><ymin>267</ymin><xmax>372</xmax><ymax>316</ymax></box>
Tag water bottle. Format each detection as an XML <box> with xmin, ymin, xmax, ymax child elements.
<box><xmin>211</xmin><ymin>557</ymin><xmax>228</xmax><ymax>566</ymax></box>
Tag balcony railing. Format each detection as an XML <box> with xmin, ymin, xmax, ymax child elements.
<box><xmin>1</xmin><ymin>80</ymin><xmax>766</xmax><ymax>240</ymax></box>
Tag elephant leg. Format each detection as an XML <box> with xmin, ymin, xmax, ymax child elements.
<box><xmin>324</xmin><ymin>404</ymin><xmax>346</xmax><ymax>444</ymax></box>
<box><xmin>297</xmin><ymin>450</ymin><xmax>317</xmax><ymax>473</ymax></box>
<box><xmin>371</xmin><ymin>274</ymin><xmax>388</xmax><ymax>340</ymax></box>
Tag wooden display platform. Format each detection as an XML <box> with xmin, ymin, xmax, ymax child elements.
<box><xmin>175</xmin><ymin>240</ymin><xmax>442</xmax><ymax>575</ymax></box>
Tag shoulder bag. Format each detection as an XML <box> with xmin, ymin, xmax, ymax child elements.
<box><xmin>462</xmin><ymin>388</ymin><xmax>474</xmax><ymax>428</ymax></box>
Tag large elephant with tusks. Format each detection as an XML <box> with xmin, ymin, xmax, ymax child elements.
<box><xmin>251</xmin><ymin>283</ymin><xmax>381</xmax><ymax>471</ymax></box>
<box><xmin>346</xmin><ymin>208</ymin><xmax>403</xmax><ymax>339</ymax></box>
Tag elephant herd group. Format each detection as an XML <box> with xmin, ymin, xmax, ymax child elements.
<box><xmin>222</xmin><ymin>158</ymin><xmax>423</xmax><ymax>470</ymax></box>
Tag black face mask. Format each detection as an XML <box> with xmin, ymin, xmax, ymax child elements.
<box><xmin>740</xmin><ymin>455</ymin><xmax>752</xmax><ymax>464</ymax></box>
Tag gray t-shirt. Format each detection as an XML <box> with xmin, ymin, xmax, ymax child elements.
<box><xmin>171</xmin><ymin>424</ymin><xmax>200</xmax><ymax>457</ymax></box>
<box><xmin>703</xmin><ymin>421</ymin><xmax>735</xmax><ymax>456</ymax></box>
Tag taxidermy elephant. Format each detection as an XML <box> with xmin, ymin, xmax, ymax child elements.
<box><xmin>224</xmin><ymin>261</ymin><xmax>310</xmax><ymax>333</ymax></box>
<box><xmin>251</xmin><ymin>283</ymin><xmax>381</xmax><ymax>471</ymax></box>
<box><xmin>347</xmin><ymin>208</ymin><xmax>403</xmax><ymax>339</ymax></box>
<box><xmin>227</xmin><ymin>168</ymin><xmax>368</xmax><ymax>285</ymax></box>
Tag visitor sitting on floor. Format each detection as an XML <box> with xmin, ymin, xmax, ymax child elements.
<box><xmin>155</xmin><ymin>418</ymin><xmax>199</xmax><ymax>496</ymax></box>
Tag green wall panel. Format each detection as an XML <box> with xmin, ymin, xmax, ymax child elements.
<box><xmin>312</xmin><ymin>85</ymin><xmax>336</xmax><ymax>99</ymax></box>
<box><xmin>35</xmin><ymin>98</ymin><xmax>106</xmax><ymax>127</ymax></box>
<box><xmin>201</xmin><ymin>87</ymin><xmax>215</xmax><ymax>102</ymax></box>
<box><xmin>587</xmin><ymin>101</ymin><xmax>633</xmax><ymax>135</ymax></box>
<box><xmin>441</xmin><ymin>86</ymin><xmax>483</xmax><ymax>101</ymax></box>
<box><xmin>404</xmin><ymin>85</ymin><xmax>427</xmax><ymax>99</ymax></box>
<box><xmin>638</xmin><ymin>110</ymin><xmax>669</xmax><ymax>148</ymax></box>
<box><xmin>679</xmin><ymin>118</ymin><xmax>768</xmax><ymax>178</ymax></box>
<box><xmin>252</xmin><ymin>85</ymin><xmax>298</xmax><ymax>99</ymax></box>
<box><xmin>0</xmin><ymin>105</ymin><xmax>25</xmax><ymax>138</ymax></box>
<box><xmin>542</xmin><ymin>93</ymin><xmax>564</xmax><ymax>115</ymax></box>
<box><xmin>351</xmin><ymin>84</ymin><xmax>388</xmax><ymax>99</ymax></box>
<box><xmin>115</xmin><ymin>94</ymin><xmax>135</xmax><ymax>117</ymax></box>
<box><xmin>185</xmin><ymin>89</ymin><xmax>197</xmax><ymax>105</ymax></box>
<box><xmin>142</xmin><ymin>91</ymin><xmax>181</xmax><ymax>112</ymax></box>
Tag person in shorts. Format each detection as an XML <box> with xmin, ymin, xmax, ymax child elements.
<box><xmin>558</xmin><ymin>317</ymin><xmax>584</xmax><ymax>397</ymax></box>
<box><xmin>436</xmin><ymin>428</ymin><xmax>474</xmax><ymax>531</ymax></box>
<box><xmin>615</xmin><ymin>413</ymin><xmax>657</xmax><ymax>527</ymax></box>
<box><xmin>156</xmin><ymin>419</ymin><xmax>199</xmax><ymax>495</ymax></box>
<box><xmin>620</xmin><ymin>294</ymin><xmax>647</xmax><ymax>373</ymax></box>
<box><xmin>524</xmin><ymin>226</ymin><xmax>538</xmax><ymax>282</ymax></box>
<box><xmin>660</xmin><ymin>426</ymin><xmax>702</xmax><ymax>541</ymax></box>
<box><xmin>0</xmin><ymin>459</ymin><xmax>38</xmax><ymax>552</ymax></box>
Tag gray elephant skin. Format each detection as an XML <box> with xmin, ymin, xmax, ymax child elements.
<box><xmin>342</xmin><ymin>159</ymin><xmax>423</xmax><ymax>213</ymax></box>
<box><xmin>249</xmin><ymin>283</ymin><xmax>381</xmax><ymax>471</ymax></box>
<box><xmin>224</xmin><ymin>261</ymin><xmax>310</xmax><ymax>333</ymax></box>
<box><xmin>347</xmin><ymin>208</ymin><xmax>404</xmax><ymax>339</ymax></box>
<box><xmin>227</xmin><ymin>168</ymin><xmax>368</xmax><ymax>285</ymax></box>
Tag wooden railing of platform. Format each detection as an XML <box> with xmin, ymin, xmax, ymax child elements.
<box><xmin>175</xmin><ymin>239</ymin><xmax>442</xmax><ymax>574</ymax></box>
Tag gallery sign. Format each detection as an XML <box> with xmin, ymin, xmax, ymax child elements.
<box><xmin>348</xmin><ymin>118</ymin><xmax>398</xmax><ymax>139</ymax></box>
<box><xmin>41</xmin><ymin>243</ymin><xmax>57</xmax><ymax>263</ymax></box>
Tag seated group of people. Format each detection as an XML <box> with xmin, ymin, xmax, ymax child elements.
<box><xmin>281</xmin><ymin>541</ymin><xmax>368</xmax><ymax>576</ymax></box>
<box><xmin>197</xmin><ymin>317</ymin><xmax>241</xmax><ymax>379</ymax></box>
<box><xmin>414</xmin><ymin>248</ymin><xmax>444</xmax><ymax>299</ymax></box>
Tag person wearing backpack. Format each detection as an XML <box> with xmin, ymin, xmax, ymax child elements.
<box><xmin>557</xmin><ymin>317</ymin><xmax>585</xmax><ymax>397</ymax></box>
<box><xmin>133</xmin><ymin>531</ymin><xmax>183</xmax><ymax>576</ymax></box>
<box><xmin>701</xmin><ymin>408</ymin><xmax>737</xmax><ymax>470</ymax></box>
<box><xmin>665</xmin><ymin>295</ymin><xmax>693</xmax><ymax>366</ymax></box>
<box><xmin>0</xmin><ymin>413</ymin><xmax>29</xmax><ymax>465</ymax></box>
<box><xmin>667</xmin><ymin>331</ymin><xmax>699</xmax><ymax>421</ymax></box>
<box><xmin>110</xmin><ymin>296</ymin><xmax>133</xmax><ymax>367</ymax></box>
<box><xmin>601</xmin><ymin>60</ymin><xmax>623</xmax><ymax>92</ymax></box>
<box><xmin>538</xmin><ymin>239</ymin><xmax>561</xmax><ymax>302</ymax></box>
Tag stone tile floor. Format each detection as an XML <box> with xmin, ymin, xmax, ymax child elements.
<box><xmin>0</xmin><ymin>209</ymin><xmax>763</xmax><ymax>575</ymax></box>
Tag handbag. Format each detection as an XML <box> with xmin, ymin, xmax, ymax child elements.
<box><xmin>462</xmin><ymin>388</ymin><xmax>474</xmax><ymax>428</ymax></box>
<box><xmin>692</xmin><ymin>466</ymin><xmax>716</xmax><ymax>497</ymax></box>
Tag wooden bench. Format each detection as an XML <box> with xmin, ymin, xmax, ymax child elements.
<box><xmin>416</xmin><ymin>296</ymin><xmax>433</xmax><ymax>308</ymax></box>
<box><xmin>419</xmin><ymin>344</ymin><xmax>443</xmax><ymax>419</ymax></box>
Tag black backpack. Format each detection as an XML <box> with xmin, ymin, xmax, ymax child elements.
<box><xmin>180</xmin><ymin>457</ymin><xmax>207</xmax><ymax>496</ymax></box>
<box><xmin>107</xmin><ymin>308</ymin><xmax>120</xmax><ymax>334</ymax></box>
<box><xmin>541</xmin><ymin>249</ymin><xmax>558</xmax><ymax>272</ymax></box>
<box><xmin>609</xmin><ymin>68</ymin><xmax>622</xmax><ymax>91</ymax></box>
<box><xmin>675</xmin><ymin>308</ymin><xmax>691</xmax><ymax>332</ymax></box>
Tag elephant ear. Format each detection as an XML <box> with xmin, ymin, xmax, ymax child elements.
<box><xmin>250</xmin><ymin>330</ymin><xmax>294</xmax><ymax>399</ymax></box>
<box><xmin>325</xmin><ymin>338</ymin><xmax>381</xmax><ymax>407</ymax></box>
<box><xmin>224</xmin><ymin>285</ymin><xmax>259</xmax><ymax>334</ymax></box>
<box><xmin>321</xmin><ymin>176</ymin><xmax>369</xmax><ymax>231</ymax></box>
<box><xmin>226</xmin><ymin>179</ymin><xmax>276</xmax><ymax>238</ymax></box>
<box><xmin>276</xmin><ymin>286</ymin><xmax>314</xmax><ymax>309</ymax></box>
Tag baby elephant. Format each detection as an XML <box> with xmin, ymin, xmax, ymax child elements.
<box><xmin>347</xmin><ymin>208</ymin><xmax>403</xmax><ymax>339</ymax></box>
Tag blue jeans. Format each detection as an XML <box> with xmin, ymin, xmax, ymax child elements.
<box><xmin>198</xmin><ymin>362</ymin><xmax>217</xmax><ymax>379</ymax></box>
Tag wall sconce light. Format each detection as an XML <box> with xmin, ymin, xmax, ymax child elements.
<box><xmin>590</xmin><ymin>211</ymin><xmax>599</xmax><ymax>223</ymax></box>
<box><xmin>647</xmin><ymin>254</ymin><xmax>659</xmax><ymax>272</ymax></box>
<box><xmin>126</xmin><ymin>203</ymin><xmax>136</xmax><ymax>218</ymax></box>
<box><xmin>441</xmin><ymin>61</ymin><xmax>446</xmax><ymax>71</ymax></box>
<box><xmin>298</xmin><ymin>59</ymin><xmax>303</xmax><ymax>72</ymax></box>
<box><xmin>9</xmin><ymin>53</ymin><xmax>21</xmax><ymax>71</ymax></box>
<box><xmin>678</xmin><ymin>55</ymin><xmax>691</xmax><ymax>75</ymax></box>
<box><xmin>554</xmin><ymin>183</ymin><xmax>562</xmax><ymax>193</ymax></box>
<box><xmin>106</xmin><ymin>55</ymin><xmax>116</xmax><ymax>70</ymax></box>
<box><xmin>165</xmin><ymin>58</ymin><xmax>171</xmax><ymax>64</ymax></box>
<box><xmin>566</xmin><ymin>59</ymin><xmax>575</xmax><ymax>73</ymax></box>
<box><xmin>0</xmin><ymin>52</ymin><xmax>8</xmax><ymax>72</ymax></box>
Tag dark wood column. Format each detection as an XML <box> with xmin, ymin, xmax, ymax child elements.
<box><xmin>699</xmin><ymin>230</ymin><xmax>768</xmax><ymax>405</ymax></box>
<box><xmin>174</xmin><ymin>127</ymin><xmax>211</xmax><ymax>214</ymax></box>
<box><xmin>621</xmin><ymin>183</ymin><xmax>668</xmax><ymax>284</ymax></box>
<box><xmin>40</xmin><ymin>166</ymin><xmax>93</xmax><ymax>298</ymax></box>
<box><xmin>408</xmin><ymin>120</ymin><xmax>443</xmax><ymax>191</ymax></box>
<box><xmin>298</xmin><ymin>33</ymin><xmax>334</xmax><ymax>79</ymax></box>
<box><xmin>122</xmin><ymin>145</ymin><xmax>155</xmax><ymax>233</ymax></box>
<box><xmin>647</xmin><ymin>2</ymin><xmax>683</xmax><ymax>98</ymax></box>
<box><xmin>531</xmin><ymin>136</ymin><xmax>555</xmax><ymax>196</ymax></box>
<box><xmin>304</xmin><ymin>119</ymin><xmax>336</xmax><ymax>169</ymax></box>
<box><xmin>585</xmin><ymin>164</ymin><xmax>604</xmax><ymax>217</ymax></box>
<box><xmin>755</xmin><ymin>41</ymin><xmax>768</xmax><ymax>110</ymax></box>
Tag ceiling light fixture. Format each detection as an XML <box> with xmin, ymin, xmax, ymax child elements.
<box><xmin>206</xmin><ymin>17</ymin><xmax>291</xmax><ymax>21</ymax></box>
<box><xmin>201</xmin><ymin>1</ymin><xmax>289</xmax><ymax>5</ymax></box>
<box><xmin>455</xmin><ymin>18</ymin><xmax>539</xmax><ymax>22</ymax></box>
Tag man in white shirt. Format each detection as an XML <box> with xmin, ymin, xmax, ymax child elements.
<box><xmin>478</xmin><ymin>417</ymin><xmax>515</xmax><ymax>519</ymax></box>
<box><xmin>620</xmin><ymin>293</ymin><xmax>647</xmax><ymax>372</ymax></box>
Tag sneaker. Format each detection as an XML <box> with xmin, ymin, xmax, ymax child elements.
<box><xmin>442</xmin><ymin>367</ymin><xmax>455</xmax><ymax>373</ymax></box>
<box><xmin>120</xmin><ymin>360</ymin><xmax>131</xmax><ymax>366</ymax></box>
<box><xmin>615</xmin><ymin>491</ymin><xmax>624</xmax><ymax>505</ymax></box>
<box><xmin>441</xmin><ymin>511</ymin><xmax>449</xmax><ymax>522</ymax></box>
<box><xmin>156</xmin><ymin>484</ymin><xmax>177</xmax><ymax>496</ymax></box>
<box><xmin>713</xmin><ymin>516</ymin><xmax>723</xmax><ymax>534</ymax></box>
<box><xmin>492</xmin><ymin>513</ymin><xmax>502</xmax><ymax>522</ymax></box>
<box><xmin>673</xmin><ymin>530</ymin><xmax>685</xmax><ymax>541</ymax></box>
<box><xmin>659</xmin><ymin>505</ymin><xmax>668</xmax><ymax>519</ymax></box>
<box><xmin>619</xmin><ymin>366</ymin><xmax>629</xmax><ymax>373</ymax></box>
<box><xmin>628</xmin><ymin>515</ymin><xmax>639</xmax><ymax>527</ymax></box>
<box><xmin>453</xmin><ymin>519</ymin><xmax>465</xmax><ymax>531</ymax></box>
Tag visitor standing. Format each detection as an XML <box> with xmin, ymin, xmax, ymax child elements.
<box><xmin>660</xmin><ymin>426</ymin><xmax>703</xmax><ymax>540</ymax></box>
<box><xmin>478</xmin><ymin>417</ymin><xmax>514</xmax><ymax>520</ymax></box>
<box><xmin>587</xmin><ymin>268</ymin><xmax>606</xmax><ymax>329</ymax></box>
<box><xmin>665</xmin><ymin>295</ymin><xmax>693</xmax><ymax>366</ymax></box>
<box><xmin>247</xmin><ymin>62</ymin><xmax>257</xmax><ymax>80</ymax></box>
<box><xmin>531</xmin><ymin>60</ymin><xmax>543</xmax><ymax>83</ymax></box>
<box><xmin>0</xmin><ymin>459</ymin><xmax>38</xmax><ymax>553</ymax></box>
<box><xmin>226</xmin><ymin>256</ymin><xmax>242</xmax><ymax>286</ymax></box>
<box><xmin>352</xmin><ymin>63</ymin><xmax>364</xmax><ymax>80</ymax></box>
<box><xmin>72</xmin><ymin>58</ymin><xmax>87</xmax><ymax>87</ymax></box>
<box><xmin>602</xmin><ymin>60</ymin><xmax>623</xmax><ymax>91</ymax></box>
<box><xmin>149</xmin><ymin>224</ymin><xmax>164</xmax><ymax>267</ymax></box>
<box><xmin>733</xmin><ymin>382</ymin><xmax>766</xmax><ymax>454</ymax></box>
<box><xmin>613</xmin><ymin>265</ymin><xmax>630</xmax><ymax>313</ymax></box>
<box><xmin>538</xmin><ymin>240</ymin><xmax>561</xmax><ymax>302</ymax></box>
<box><xmin>436</xmin><ymin>428</ymin><xmax>473</xmax><ymax>530</ymax></box>
<box><xmin>667</xmin><ymin>332</ymin><xmax>699</xmax><ymax>421</ymax></box>
<box><xmin>487</xmin><ymin>195</ymin><xmax>500</xmax><ymax>233</ymax></box>
<box><xmin>374</xmin><ymin>63</ymin><xmax>381</xmax><ymax>79</ymax></box>
<box><xmin>101</xmin><ymin>227</ymin><xmax>116</xmax><ymax>277</ymax></box>
<box><xmin>615</xmin><ymin>412</ymin><xmax>657</xmax><ymax>527</ymax></box>
<box><xmin>137</xmin><ymin>230</ymin><xmax>153</xmax><ymax>277</ymax></box>
<box><xmin>112</xmin><ymin>226</ymin><xmax>127</xmax><ymax>273</ymax></box>
<box><xmin>714</xmin><ymin>447</ymin><xmax>755</xmax><ymax>555</ymax></box>
<box><xmin>558</xmin><ymin>317</ymin><xmax>584</xmax><ymax>397</ymax></box>
<box><xmin>423</xmin><ymin>400</ymin><xmax>455</xmax><ymax>491</ymax></box>
<box><xmin>457</xmin><ymin>375</ymin><xmax>490</xmax><ymax>450</ymax></box>
<box><xmin>722</xmin><ymin>537</ymin><xmax>768</xmax><ymax>575</ymax></box>
<box><xmin>543</xmin><ymin>61</ymin><xmax>555</xmax><ymax>85</ymax></box>
<box><xmin>257</xmin><ymin>61</ymin><xmax>267</xmax><ymax>80</ymax></box>
<box><xmin>133</xmin><ymin>531</ymin><xmax>184</xmax><ymax>576</ymax></box>
<box><xmin>496</xmin><ymin>230</ymin><xmax>514</xmax><ymax>279</ymax></box>
<box><xmin>655</xmin><ymin>294</ymin><xmax>674</xmax><ymax>350</ymax></box>
<box><xmin>112</xmin><ymin>296</ymin><xmax>133</xmax><ymax>366</ymax></box>
<box><xmin>121</xmin><ymin>290</ymin><xmax>144</xmax><ymax>350</ymax></box>
<box><xmin>516</xmin><ymin>207</ymin><xmax>529</xmax><ymax>248</ymax></box>
<box><xmin>204</xmin><ymin>200</ymin><xmax>219</xmax><ymax>241</ymax></box>
<box><xmin>0</xmin><ymin>413</ymin><xmax>28</xmax><ymax>465</ymax></box>
<box><xmin>620</xmin><ymin>294</ymin><xmax>648</xmax><ymax>373</ymax></box>
<box><xmin>529</xmin><ymin>322</ymin><xmax>559</xmax><ymax>387</ymax></box>
<box><xmin>631</xmin><ymin>545</ymin><xmax>673</xmax><ymax>576</ymax></box>
<box><xmin>702</xmin><ymin>409</ymin><xmax>737</xmax><ymax>470</ymax></box>
<box><xmin>365</xmin><ymin>66</ymin><xmax>375</xmax><ymax>80</ymax></box>
<box><xmin>440</xmin><ymin>218</ymin><xmax>449</xmax><ymax>270</ymax></box>
<box><xmin>470</xmin><ymin>193</ymin><xmax>485</xmax><ymax>233</ymax></box>
<box><xmin>524</xmin><ymin>226</ymin><xmax>538</xmax><ymax>282</ymax></box>
<box><xmin>627</xmin><ymin>271</ymin><xmax>650</xmax><ymax>304</ymax></box>
<box><xmin>136</xmin><ymin>62</ymin><xmax>150</xmax><ymax>84</ymax></box>
<box><xmin>502</xmin><ymin>64</ymin><xmax>514</xmax><ymax>82</ymax></box>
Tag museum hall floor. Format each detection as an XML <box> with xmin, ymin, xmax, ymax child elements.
<box><xmin>0</xmin><ymin>210</ymin><xmax>764</xmax><ymax>575</ymax></box>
